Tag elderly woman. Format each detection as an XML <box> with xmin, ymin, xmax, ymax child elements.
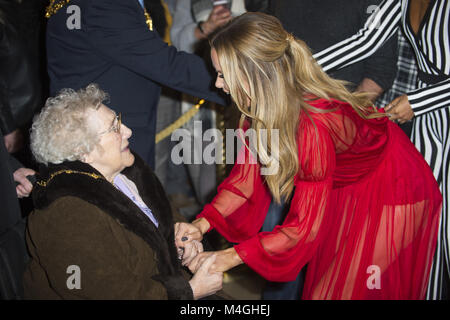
<box><xmin>23</xmin><ymin>84</ymin><xmax>222</xmax><ymax>299</ymax></box>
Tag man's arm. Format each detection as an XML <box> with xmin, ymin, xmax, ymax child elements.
<box><xmin>356</xmin><ymin>78</ymin><xmax>385</xmax><ymax>102</ymax></box>
<box><xmin>0</xmin><ymin>83</ymin><xmax>16</xmax><ymax>136</ymax></box>
<box><xmin>356</xmin><ymin>28</ymin><xmax>398</xmax><ymax>101</ymax></box>
<box><xmin>86</xmin><ymin>0</ymin><xmax>225</xmax><ymax>105</ymax></box>
<box><xmin>314</xmin><ymin>0</ymin><xmax>401</xmax><ymax>73</ymax></box>
<box><xmin>356</xmin><ymin>18</ymin><xmax>398</xmax><ymax>102</ymax></box>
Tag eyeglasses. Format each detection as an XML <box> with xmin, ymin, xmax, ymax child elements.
<box><xmin>98</xmin><ymin>113</ymin><xmax>121</xmax><ymax>135</ymax></box>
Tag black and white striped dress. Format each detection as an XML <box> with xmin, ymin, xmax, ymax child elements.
<box><xmin>314</xmin><ymin>0</ymin><xmax>449</xmax><ymax>299</ymax></box>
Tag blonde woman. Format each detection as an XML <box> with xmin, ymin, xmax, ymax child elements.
<box><xmin>175</xmin><ymin>13</ymin><xmax>442</xmax><ymax>299</ymax></box>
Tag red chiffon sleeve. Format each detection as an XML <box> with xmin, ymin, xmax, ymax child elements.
<box><xmin>197</xmin><ymin>143</ymin><xmax>272</xmax><ymax>242</ymax></box>
<box><xmin>198</xmin><ymin>116</ymin><xmax>337</xmax><ymax>282</ymax></box>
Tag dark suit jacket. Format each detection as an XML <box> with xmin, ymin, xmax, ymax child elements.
<box><xmin>46</xmin><ymin>0</ymin><xmax>225</xmax><ymax>168</ymax></box>
<box><xmin>0</xmin><ymin>0</ymin><xmax>42</xmax><ymax>135</ymax></box>
<box><xmin>0</xmin><ymin>135</ymin><xmax>22</xmax><ymax>234</ymax></box>
<box><xmin>0</xmin><ymin>135</ymin><xmax>29</xmax><ymax>299</ymax></box>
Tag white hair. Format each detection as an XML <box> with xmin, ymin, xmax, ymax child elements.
<box><xmin>31</xmin><ymin>84</ymin><xmax>108</xmax><ymax>165</ymax></box>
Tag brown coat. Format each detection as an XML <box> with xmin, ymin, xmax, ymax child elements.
<box><xmin>23</xmin><ymin>152</ymin><xmax>193</xmax><ymax>299</ymax></box>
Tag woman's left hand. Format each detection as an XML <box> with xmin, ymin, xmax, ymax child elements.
<box><xmin>384</xmin><ymin>95</ymin><xmax>415</xmax><ymax>125</ymax></box>
<box><xmin>188</xmin><ymin>247</ymin><xmax>243</xmax><ymax>274</ymax></box>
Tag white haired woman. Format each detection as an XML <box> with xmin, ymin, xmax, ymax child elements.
<box><xmin>23</xmin><ymin>84</ymin><xmax>222</xmax><ymax>300</ymax></box>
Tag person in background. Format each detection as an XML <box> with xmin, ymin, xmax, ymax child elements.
<box><xmin>270</xmin><ymin>0</ymin><xmax>398</xmax><ymax>102</ymax></box>
<box><xmin>168</xmin><ymin>0</ymin><xmax>232</xmax><ymax>218</ymax></box>
<box><xmin>0</xmin><ymin>0</ymin><xmax>43</xmax><ymax>154</ymax></box>
<box><xmin>0</xmin><ymin>1</ymin><xmax>40</xmax><ymax>299</ymax></box>
<box><xmin>142</xmin><ymin>0</ymin><xmax>196</xmax><ymax>217</ymax></box>
<box><xmin>313</xmin><ymin>0</ymin><xmax>450</xmax><ymax>300</ymax></box>
<box><xmin>168</xmin><ymin>0</ymin><xmax>269</xmax><ymax>219</ymax></box>
<box><xmin>0</xmin><ymin>134</ymin><xmax>34</xmax><ymax>299</ymax></box>
<box><xmin>171</xmin><ymin>0</ymin><xmax>270</xmax><ymax>51</ymax></box>
<box><xmin>45</xmin><ymin>0</ymin><xmax>226</xmax><ymax>170</ymax></box>
<box><xmin>376</xmin><ymin>30</ymin><xmax>419</xmax><ymax>137</ymax></box>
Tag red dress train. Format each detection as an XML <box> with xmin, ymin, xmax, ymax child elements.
<box><xmin>197</xmin><ymin>98</ymin><xmax>442</xmax><ymax>299</ymax></box>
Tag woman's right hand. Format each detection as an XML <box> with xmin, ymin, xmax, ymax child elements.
<box><xmin>189</xmin><ymin>254</ymin><xmax>223</xmax><ymax>300</ymax></box>
<box><xmin>174</xmin><ymin>218</ymin><xmax>210</xmax><ymax>248</ymax></box>
<box><xmin>174</xmin><ymin>222</ymin><xmax>202</xmax><ymax>250</ymax></box>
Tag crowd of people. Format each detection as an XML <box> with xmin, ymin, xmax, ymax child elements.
<box><xmin>0</xmin><ymin>0</ymin><xmax>448</xmax><ymax>300</ymax></box>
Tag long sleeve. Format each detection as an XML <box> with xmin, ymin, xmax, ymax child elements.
<box><xmin>0</xmin><ymin>24</ymin><xmax>14</xmax><ymax>134</ymax></box>
<box><xmin>8</xmin><ymin>153</ymin><xmax>23</xmax><ymax>173</ymax></box>
<box><xmin>361</xmin><ymin>31</ymin><xmax>398</xmax><ymax>92</ymax></box>
<box><xmin>197</xmin><ymin>143</ymin><xmax>272</xmax><ymax>242</ymax></box>
<box><xmin>235</xmin><ymin>119</ymin><xmax>336</xmax><ymax>282</ymax></box>
<box><xmin>314</xmin><ymin>0</ymin><xmax>401</xmax><ymax>73</ymax></box>
<box><xmin>85</xmin><ymin>0</ymin><xmax>224</xmax><ymax>106</ymax></box>
<box><xmin>0</xmin><ymin>81</ymin><xmax>15</xmax><ymax>135</ymax></box>
<box><xmin>408</xmin><ymin>78</ymin><xmax>450</xmax><ymax>116</ymax></box>
<box><xmin>199</xmin><ymin>117</ymin><xmax>337</xmax><ymax>282</ymax></box>
<box><xmin>407</xmin><ymin>0</ymin><xmax>450</xmax><ymax>116</ymax></box>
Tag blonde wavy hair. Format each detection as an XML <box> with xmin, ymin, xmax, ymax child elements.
<box><xmin>210</xmin><ymin>12</ymin><xmax>383</xmax><ymax>203</ymax></box>
<box><xmin>31</xmin><ymin>84</ymin><xmax>107</xmax><ymax>165</ymax></box>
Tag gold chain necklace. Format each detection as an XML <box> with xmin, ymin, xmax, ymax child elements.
<box><xmin>37</xmin><ymin>169</ymin><xmax>106</xmax><ymax>187</ymax></box>
<box><xmin>143</xmin><ymin>8</ymin><xmax>153</xmax><ymax>31</ymax></box>
<box><xmin>45</xmin><ymin>0</ymin><xmax>153</xmax><ymax>31</ymax></box>
<box><xmin>45</xmin><ymin>0</ymin><xmax>71</xmax><ymax>18</ymax></box>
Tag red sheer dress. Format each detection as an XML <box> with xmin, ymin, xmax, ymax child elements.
<box><xmin>197</xmin><ymin>98</ymin><xmax>442</xmax><ymax>299</ymax></box>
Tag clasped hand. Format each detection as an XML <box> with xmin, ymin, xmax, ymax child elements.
<box><xmin>175</xmin><ymin>220</ymin><xmax>243</xmax><ymax>274</ymax></box>
<box><xmin>175</xmin><ymin>220</ymin><xmax>206</xmax><ymax>268</ymax></box>
<box><xmin>175</xmin><ymin>221</ymin><xmax>224</xmax><ymax>300</ymax></box>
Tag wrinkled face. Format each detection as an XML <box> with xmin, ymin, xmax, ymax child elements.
<box><xmin>211</xmin><ymin>48</ymin><xmax>230</xmax><ymax>94</ymax></box>
<box><xmin>84</xmin><ymin>104</ymin><xmax>134</xmax><ymax>182</ymax></box>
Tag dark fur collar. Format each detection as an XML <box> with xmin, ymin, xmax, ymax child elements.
<box><xmin>32</xmin><ymin>152</ymin><xmax>192</xmax><ymax>299</ymax></box>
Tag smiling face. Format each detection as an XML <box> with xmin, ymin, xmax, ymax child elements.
<box><xmin>84</xmin><ymin>104</ymin><xmax>134</xmax><ymax>182</ymax></box>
